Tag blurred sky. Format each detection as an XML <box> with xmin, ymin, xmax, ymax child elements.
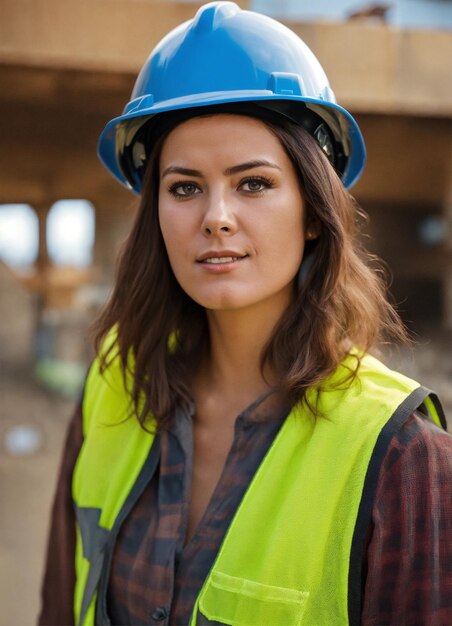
<box><xmin>251</xmin><ymin>0</ymin><xmax>452</xmax><ymax>29</ymax></box>
<box><xmin>0</xmin><ymin>200</ymin><xmax>95</xmax><ymax>269</ymax></box>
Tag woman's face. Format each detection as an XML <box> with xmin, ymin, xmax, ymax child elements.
<box><xmin>158</xmin><ymin>114</ymin><xmax>307</xmax><ymax>314</ymax></box>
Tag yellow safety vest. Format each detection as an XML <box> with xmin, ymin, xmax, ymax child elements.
<box><xmin>72</xmin><ymin>348</ymin><xmax>444</xmax><ymax>626</ymax></box>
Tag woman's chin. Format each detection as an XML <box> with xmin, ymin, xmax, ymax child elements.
<box><xmin>184</xmin><ymin>283</ymin><xmax>293</xmax><ymax>316</ymax></box>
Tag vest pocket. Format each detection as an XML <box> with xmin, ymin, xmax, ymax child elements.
<box><xmin>197</xmin><ymin>570</ymin><xmax>309</xmax><ymax>626</ymax></box>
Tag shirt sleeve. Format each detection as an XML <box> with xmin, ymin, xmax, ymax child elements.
<box><xmin>37</xmin><ymin>399</ymin><xmax>84</xmax><ymax>626</ymax></box>
<box><xmin>362</xmin><ymin>413</ymin><xmax>452</xmax><ymax>626</ymax></box>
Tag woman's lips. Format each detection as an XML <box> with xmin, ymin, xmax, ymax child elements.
<box><xmin>196</xmin><ymin>254</ymin><xmax>248</xmax><ymax>271</ymax></box>
<box><xmin>203</xmin><ymin>256</ymin><xmax>242</xmax><ymax>264</ymax></box>
<box><xmin>197</xmin><ymin>250</ymin><xmax>247</xmax><ymax>262</ymax></box>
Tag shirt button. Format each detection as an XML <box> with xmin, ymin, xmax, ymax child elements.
<box><xmin>151</xmin><ymin>607</ymin><xmax>168</xmax><ymax>622</ymax></box>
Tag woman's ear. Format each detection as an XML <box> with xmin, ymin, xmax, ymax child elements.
<box><xmin>305</xmin><ymin>218</ymin><xmax>321</xmax><ymax>241</ymax></box>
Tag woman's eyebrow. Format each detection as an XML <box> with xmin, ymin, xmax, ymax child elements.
<box><xmin>224</xmin><ymin>160</ymin><xmax>281</xmax><ymax>175</ymax></box>
<box><xmin>161</xmin><ymin>160</ymin><xmax>281</xmax><ymax>179</ymax></box>
<box><xmin>161</xmin><ymin>166</ymin><xmax>202</xmax><ymax>178</ymax></box>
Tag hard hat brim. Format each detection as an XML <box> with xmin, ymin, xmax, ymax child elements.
<box><xmin>98</xmin><ymin>91</ymin><xmax>366</xmax><ymax>192</ymax></box>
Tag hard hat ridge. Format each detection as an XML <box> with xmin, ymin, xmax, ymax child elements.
<box><xmin>191</xmin><ymin>1</ymin><xmax>240</xmax><ymax>32</ymax></box>
<box><xmin>98</xmin><ymin>1</ymin><xmax>366</xmax><ymax>192</ymax></box>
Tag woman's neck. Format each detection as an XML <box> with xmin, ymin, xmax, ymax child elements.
<box><xmin>194</xmin><ymin>294</ymin><xmax>290</xmax><ymax>413</ymax></box>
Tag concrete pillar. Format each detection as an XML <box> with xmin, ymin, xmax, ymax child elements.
<box><xmin>33</xmin><ymin>201</ymin><xmax>52</xmax><ymax>275</ymax></box>
<box><xmin>31</xmin><ymin>201</ymin><xmax>53</xmax><ymax>360</ymax></box>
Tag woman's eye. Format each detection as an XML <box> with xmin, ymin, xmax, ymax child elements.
<box><xmin>239</xmin><ymin>177</ymin><xmax>274</xmax><ymax>193</ymax></box>
<box><xmin>169</xmin><ymin>182</ymin><xmax>201</xmax><ymax>197</ymax></box>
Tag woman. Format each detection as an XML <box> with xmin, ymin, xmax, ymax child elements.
<box><xmin>39</xmin><ymin>3</ymin><xmax>451</xmax><ymax>625</ymax></box>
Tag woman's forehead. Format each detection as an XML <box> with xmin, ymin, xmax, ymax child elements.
<box><xmin>159</xmin><ymin>114</ymin><xmax>288</xmax><ymax>167</ymax></box>
<box><xmin>166</xmin><ymin>113</ymin><xmax>272</xmax><ymax>139</ymax></box>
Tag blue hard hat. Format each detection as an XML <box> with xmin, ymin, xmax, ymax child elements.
<box><xmin>98</xmin><ymin>1</ymin><xmax>366</xmax><ymax>192</ymax></box>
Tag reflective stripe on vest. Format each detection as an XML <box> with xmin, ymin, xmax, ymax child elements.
<box><xmin>72</xmin><ymin>350</ymin><xmax>445</xmax><ymax>626</ymax></box>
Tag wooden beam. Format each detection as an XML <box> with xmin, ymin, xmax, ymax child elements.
<box><xmin>290</xmin><ymin>21</ymin><xmax>452</xmax><ymax>117</ymax></box>
<box><xmin>0</xmin><ymin>1</ymin><xmax>248</xmax><ymax>72</ymax></box>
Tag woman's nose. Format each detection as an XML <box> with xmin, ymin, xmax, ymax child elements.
<box><xmin>201</xmin><ymin>195</ymin><xmax>237</xmax><ymax>236</ymax></box>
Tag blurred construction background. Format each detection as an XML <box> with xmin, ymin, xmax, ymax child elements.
<box><xmin>0</xmin><ymin>0</ymin><xmax>451</xmax><ymax>623</ymax></box>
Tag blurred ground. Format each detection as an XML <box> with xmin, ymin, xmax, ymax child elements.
<box><xmin>0</xmin><ymin>331</ymin><xmax>450</xmax><ymax>626</ymax></box>
<box><xmin>0</xmin><ymin>362</ymin><xmax>74</xmax><ymax>626</ymax></box>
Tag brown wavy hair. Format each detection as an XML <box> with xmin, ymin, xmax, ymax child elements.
<box><xmin>92</xmin><ymin>113</ymin><xmax>407</xmax><ymax>429</ymax></box>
